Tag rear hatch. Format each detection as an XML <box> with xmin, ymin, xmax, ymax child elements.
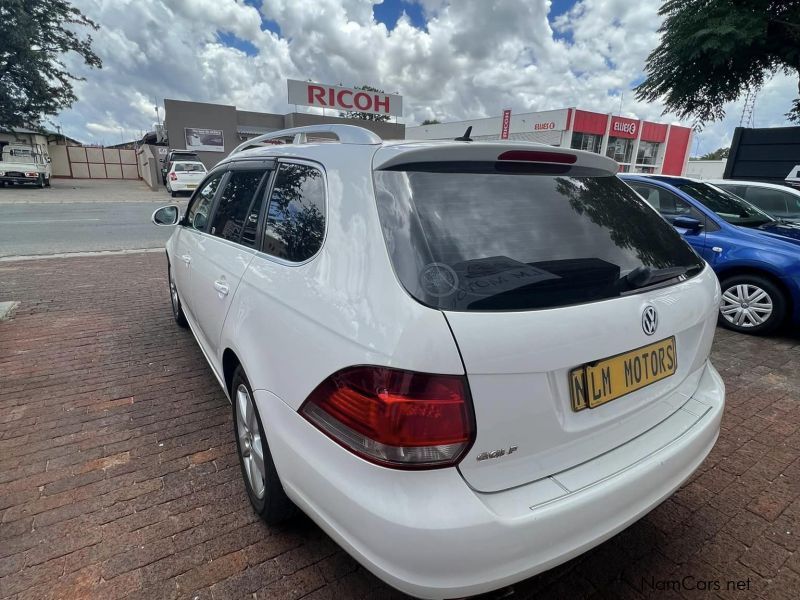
<box><xmin>372</xmin><ymin>143</ymin><xmax>718</xmax><ymax>492</ymax></box>
<box><xmin>173</xmin><ymin>162</ymin><xmax>206</xmax><ymax>187</ymax></box>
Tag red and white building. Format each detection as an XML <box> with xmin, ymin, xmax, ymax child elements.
<box><xmin>406</xmin><ymin>108</ymin><xmax>693</xmax><ymax>175</ymax></box>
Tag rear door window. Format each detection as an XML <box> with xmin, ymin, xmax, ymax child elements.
<box><xmin>373</xmin><ymin>168</ymin><xmax>703</xmax><ymax>311</ymax></box>
<box><xmin>262</xmin><ymin>163</ymin><xmax>325</xmax><ymax>262</ymax></box>
<box><xmin>209</xmin><ymin>170</ymin><xmax>269</xmax><ymax>243</ymax></box>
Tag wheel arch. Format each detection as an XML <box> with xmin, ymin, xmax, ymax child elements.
<box><xmin>222</xmin><ymin>347</ymin><xmax>241</xmax><ymax>395</ymax></box>
<box><xmin>715</xmin><ymin>264</ymin><xmax>793</xmax><ymax>318</ymax></box>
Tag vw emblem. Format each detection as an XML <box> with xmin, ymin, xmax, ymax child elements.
<box><xmin>642</xmin><ymin>305</ymin><xmax>658</xmax><ymax>336</ymax></box>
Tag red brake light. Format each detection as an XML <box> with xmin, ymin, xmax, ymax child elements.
<box><xmin>300</xmin><ymin>366</ymin><xmax>475</xmax><ymax>469</ymax></box>
<box><xmin>169</xmin><ymin>172</ymin><xmax>177</xmax><ymax>180</ymax></box>
<box><xmin>497</xmin><ymin>150</ymin><xmax>577</xmax><ymax>164</ymax></box>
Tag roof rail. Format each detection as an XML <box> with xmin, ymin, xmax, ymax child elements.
<box><xmin>230</xmin><ymin>124</ymin><xmax>382</xmax><ymax>155</ymax></box>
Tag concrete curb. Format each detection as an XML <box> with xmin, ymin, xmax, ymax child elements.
<box><xmin>0</xmin><ymin>248</ymin><xmax>164</xmax><ymax>262</ymax></box>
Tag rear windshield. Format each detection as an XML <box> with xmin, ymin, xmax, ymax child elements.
<box><xmin>173</xmin><ymin>162</ymin><xmax>205</xmax><ymax>172</ymax></box>
<box><xmin>373</xmin><ymin>167</ymin><xmax>704</xmax><ymax>311</ymax></box>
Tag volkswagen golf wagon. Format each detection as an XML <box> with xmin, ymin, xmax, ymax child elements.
<box><xmin>152</xmin><ymin>125</ymin><xmax>725</xmax><ymax>599</ymax></box>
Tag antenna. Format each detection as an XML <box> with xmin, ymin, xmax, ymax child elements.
<box><xmin>455</xmin><ymin>126</ymin><xmax>473</xmax><ymax>142</ymax></box>
<box><xmin>740</xmin><ymin>88</ymin><xmax>757</xmax><ymax>128</ymax></box>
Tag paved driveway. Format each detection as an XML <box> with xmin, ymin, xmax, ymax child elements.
<box><xmin>0</xmin><ymin>253</ymin><xmax>798</xmax><ymax>599</ymax></box>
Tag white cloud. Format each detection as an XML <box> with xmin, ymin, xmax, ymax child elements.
<box><xmin>57</xmin><ymin>0</ymin><xmax>797</xmax><ymax>150</ymax></box>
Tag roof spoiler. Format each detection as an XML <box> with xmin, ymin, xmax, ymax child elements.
<box><xmin>230</xmin><ymin>124</ymin><xmax>382</xmax><ymax>155</ymax></box>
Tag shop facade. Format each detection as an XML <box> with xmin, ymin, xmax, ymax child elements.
<box><xmin>406</xmin><ymin>108</ymin><xmax>693</xmax><ymax>175</ymax></box>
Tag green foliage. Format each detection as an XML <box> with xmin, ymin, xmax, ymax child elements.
<box><xmin>339</xmin><ymin>85</ymin><xmax>391</xmax><ymax>122</ymax></box>
<box><xmin>421</xmin><ymin>119</ymin><xmax>441</xmax><ymax>125</ymax></box>
<box><xmin>635</xmin><ymin>1</ymin><xmax>800</xmax><ymax>126</ymax></box>
<box><xmin>700</xmin><ymin>147</ymin><xmax>730</xmax><ymax>160</ymax></box>
<box><xmin>0</xmin><ymin>0</ymin><xmax>102</xmax><ymax>130</ymax></box>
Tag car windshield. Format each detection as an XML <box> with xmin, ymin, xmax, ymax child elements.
<box><xmin>373</xmin><ymin>166</ymin><xmax>704</xmax><ymax>312</ymax></box>
<box><xmin>3</xmin><ymin>148</ymin><xmax>35</xmax><ymax>163</ymax></box>
<box><xmin>673</xmin><ymin>181</ymin><xmax>774</xmax><ymax>227</ymax></box>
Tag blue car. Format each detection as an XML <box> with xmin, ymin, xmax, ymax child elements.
<box><xmin>620</xmin><ymin>175</ymin><xmax>800</xmax><ymax>335</ymax></box>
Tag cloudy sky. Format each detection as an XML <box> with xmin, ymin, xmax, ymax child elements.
<box><xmin>59</xmin><ymin>0</ymin><xmax>796</xmax><ymax>156</ymax></box>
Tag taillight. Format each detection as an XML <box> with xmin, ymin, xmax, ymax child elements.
<box><xmin>169</xmin><ymin>172</ymin><xmax>177</xmax><ymax>181</ymax></box>
<box><xmin>25</xmin><ymin>172</ymin><xmax>38</xmax><ymax>177</ymax></box>
<box><xmin>300</xmin><ymin>366</ymin><xmax>475</xmax><ymax>469</ymax></box>
<box><xmin>497</xmin><ymin>150</ymin><xmax>577</xmax><ymax>164</ymax></box>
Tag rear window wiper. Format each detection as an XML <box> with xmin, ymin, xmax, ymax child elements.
<box><xmin>621</xmin><ymin>265</ymin><xmax>699</xmax><ymax>290</ymax></box>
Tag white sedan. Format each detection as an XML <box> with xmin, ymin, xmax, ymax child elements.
<box><xmin>166</xmin><ymin>161</ymin><xmax>206</xmax><ymax>197</ymax></box>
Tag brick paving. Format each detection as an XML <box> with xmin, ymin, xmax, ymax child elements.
<box><xmin>0</xmin><ymin>252</ymin><xmax>798</xmax><ymax>600</ymax></box>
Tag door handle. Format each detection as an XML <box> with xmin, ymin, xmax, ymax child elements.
<box><xmin>180</xmin><ymin>254</ymin><xmax>192</xmax><ymax>264</ymax></box>
<box><xmin>213</xmin><ymin>280</ymin><xmax>230</xmax><ymax>296</ymax></box>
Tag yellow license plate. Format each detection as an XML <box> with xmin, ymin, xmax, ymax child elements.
<box><xmin>569</xmin><ymin>337</ymin><xmax>676</xmax><ymax>411</ymax></box>
<box><xmin>186</xmin><ymin>184</ymin><xmax>197</xmax><ymax>189</ymax></box>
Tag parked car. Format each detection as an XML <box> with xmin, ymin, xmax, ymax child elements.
<box><xmin>166</xmin><ymin>161</ymin><xmax>206</xmax><ymax>197</ymax></box>
<box><xmin>152</xmin><ymin>125</ymin><xmax>724</xmax><ymax>600</ymax></box>
<box><xmin>160</xmin><ymin>149</ymin><xmax>199</xmax><ymax>184</ymax></box>
<box><xmin>708</xmin><ymin>179</ymin><xmax>800</xmax><ymax>223</ymax></box>
<box><xmin>621</xmin><ymin>174</ymin><xmax>800</xmax><ymax>335</ymax></box>
<box><xmin>0</xmin><ymin>143</ymin><xmax>51</xmax><ymax>187</ymax></box>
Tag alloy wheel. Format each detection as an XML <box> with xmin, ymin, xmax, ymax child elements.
<box><xmin>720</xmin><ymin>283</ymin><xmax>773</xmax><ymax>328</ymax></box>
<box><xmin>236</xmin><ymin>384</ymin><xmax>266</xmax><ymax>499</ymax></box>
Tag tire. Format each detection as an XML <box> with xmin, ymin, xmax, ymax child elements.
<box><xmin>44</xmin><ymin>176</ymin><xmax>51</xmax><ymax>187</ymax></box>
<box><xmin>232</xmin><ymin>366</ymin><xmax>297</xmax><ymax>524</ymax></box>
<box><xmin>36</xmin><ymin>174</ymin><xmax>44</xmax><ymax>188</ymax></box>
<box><xmin>168</xmin><ymin>264</ymin><xmax>188</xmax><ymax>328</ymax></box>
<box><xmin>719</xmin><ymin>274</ymin><xmax>786</xmax><ymax>335</ymax></box>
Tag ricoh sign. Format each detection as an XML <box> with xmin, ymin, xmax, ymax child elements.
<box><xmin>287</xmin><ymin>79</ymin><xmax>403</xmax><ymax>117</ymax></box>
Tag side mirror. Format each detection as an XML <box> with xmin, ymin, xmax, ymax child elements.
<box><xmin>673</xmin><ymin>215</ymin><xmax>703</xmax><ymax>233</ymax></box>
<box><xmin>193</xmin><ymin>212</ymin><xmax>208</xmax><ymax>230</ymax></box>
<box><xmin>152</xmin><ymin>205</ymin><xmax>179</xmax><ymax>226</ymax></box>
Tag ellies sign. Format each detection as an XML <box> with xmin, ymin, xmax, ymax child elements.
<box><xmin>609</xmin><ymin>116</ymin><xmax>639</xmax><ymax>139</ymax></box>
<box><xmin>287</xmin><ymin>80</ymin><xmax>403</xmax><ymax>117</ymax></box>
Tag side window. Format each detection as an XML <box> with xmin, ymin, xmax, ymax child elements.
<box><xmin>240</xmin><ymin>173</ymin><xmax>271</xmax><ymax>248</ymax></box>
<box><xmin>209</xmin><ymin>170</ymin><xmax>267</xmax><ymax>243</ymax></box>
<box><xmin>185</xmin><ymin>173</ymin><xmax>223</xmax><ymax>231</ymax></box>
<box><xmin>718</xmin><ymin>184</ymin><xmax>746</xmax><ymax>198</ymax></box>
<box><xmin>263</xmin><ymin>163</ymin><xmax>325</xmax><ymax>262</ymax></box>
<box><xmin>633</xmin><ymin>184</ymin><xmax>708</xmax><ymax>226</ymax></box>
<box><xmin>786</xmin><ymin>192</ymin><xmax>800</xmax><ymax>218</ymax></box>
<box><xmin>745</xmin><ymin>187</ymin><xmax>789</xmax><ymax>216</ymax></box>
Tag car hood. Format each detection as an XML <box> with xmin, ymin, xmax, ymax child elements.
<box><xmin>735</xmin><ymin>222</ymin><xmax>800</xmax><ymax>248</ymax></box>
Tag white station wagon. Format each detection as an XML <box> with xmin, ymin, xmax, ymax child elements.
<box><xmin>152</xmin><ymin>125</ymin><xmax>725</xmax><ymax>599</ymax></box>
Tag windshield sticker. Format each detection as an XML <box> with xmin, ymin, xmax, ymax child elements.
<box><xmin>419</xmin><ymin>263</ymin><xmax>459</xmax><ymax>297</ymax></box>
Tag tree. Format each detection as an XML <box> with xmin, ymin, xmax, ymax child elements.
<box><xmin>635</xmin><ymin>1</ymin><xmax>800</xmax><ymax>126</ymax></box>
<box><xmin>421</xmin><ymin>119</ymin><xmax>441</xmax><ymax>125</ymax></box>
<box><xmin>699</xmin><ymin>147</ymin><xmax>730</xmax><ymax>160</ymax></box>
<box><xmin>0</xmin><ymin>0</ymin><xmax>102</xmax><ymax>130</ymax></box>
<box><xmin>339</xmin><ymin>85</ymin><xmax>391</xmax><ymax>122</ymax></box>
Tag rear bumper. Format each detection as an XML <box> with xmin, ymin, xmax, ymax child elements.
<box><xmin>168</xmin><ymin>182</ymin><xmax>199</xmax><ymax>192</ymax></box>
<box><xmin>257</xmin><ymin>360</ymin><xmax>724</xmax><ymax>600</ymax></box>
